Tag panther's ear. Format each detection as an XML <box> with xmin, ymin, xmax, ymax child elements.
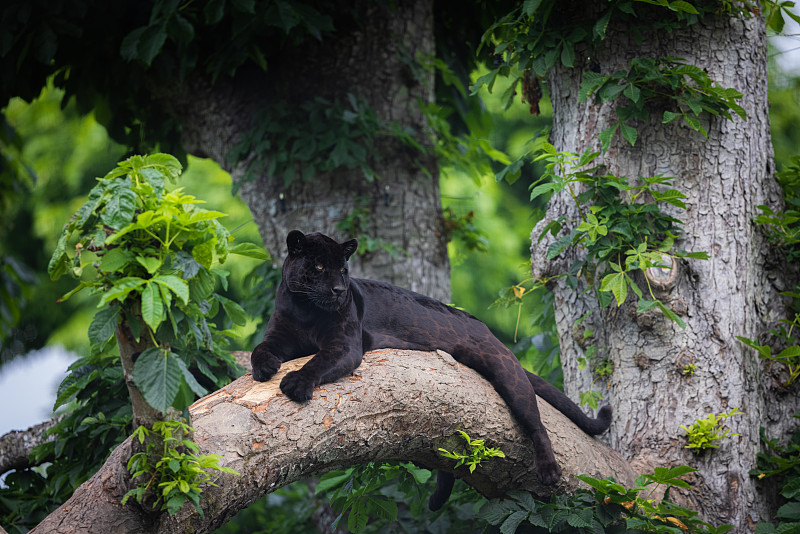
<box><xmin>341</xmin><ymin>238</ymin><xmax>358</xmax><ymax>260</ymax></box>
<box><xmin>287</xmin><ymin>230</ymin><xmax>306</xmax><ymax>256</ymax></box>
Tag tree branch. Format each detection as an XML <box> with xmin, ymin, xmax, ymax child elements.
<box><xmin>0</xmin><ymin>415</ymin><xmax>64</xmax><ymax>475</ymax></box>
<box><xmin>30</xmin><ymin>349</ymin><xmax>636</xmax><ymax>534</ymax></box>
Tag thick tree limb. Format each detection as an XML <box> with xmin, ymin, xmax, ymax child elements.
<box><xmin>0</xmin><ymin>415</ymin><xmax>64</xmax><ymax>475</ymax></box>
<box><xmin>30</xmin><ymin>350</ymin><xmax>635</xmax><ymax>534</ymax></box>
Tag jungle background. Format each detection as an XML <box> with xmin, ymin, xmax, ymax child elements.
<box><xmin>2</xmin><ymin>0</ymin><xmax>800</xmax><ymax>532</ymax></box>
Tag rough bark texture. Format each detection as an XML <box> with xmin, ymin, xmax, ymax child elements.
<box><xmin>0</xmin><ymin>415</ymin><xmax>63</xmax><ymax>475</ymax></box>
<box><xmin>531</xmin><ymin>6</ymin><xmax>799</xmax><ymax>529</ymax></box>
<box><xmin>29</xmin><ymin>349</ymin><xmax>634</xmax><ymax>534</ymax></box>
<box><xmin>165</xmin><ymin>0</ymin><xmax>451</xmax><ymax>303</ymax></box>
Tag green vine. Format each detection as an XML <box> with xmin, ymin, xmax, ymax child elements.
<box><xmin>227</xmin><ymin>94</ymin><xmax>387</xmax><ymax>189</ymax></box>
<box><xmin>532</xmin><ymin>145</ymin><xmax>708</xmax><ymax>328</ymax></box>
<box><xmin>579</xmin><ymin>57</ymin><xmax>745</xmax><ymax>152</ymax></box>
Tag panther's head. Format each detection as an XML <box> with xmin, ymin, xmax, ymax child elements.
<box><xmin>282</xmin><ymin>230</ymin><xmax>358</xmax><ymax>311</ymax></box>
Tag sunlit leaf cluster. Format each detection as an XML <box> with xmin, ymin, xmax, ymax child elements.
<box><xmin>122</xmin><ymin>420</ymin><xmax>239</xmax><ymax>516</ymax></box>
<box><xmin>679</xmin><ymin>408</ymin><xmax>743</xmax><ymax>453</ymax></box>
<box><xmin>47</xmin><ymin>153</ymin><xmax>267</xmax><ymax>413</ymax></box>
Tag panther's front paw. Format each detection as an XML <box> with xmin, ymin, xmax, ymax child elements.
<box><xmin>280</xmin><ymin>370</ymin><xmax>314</xmax><ymax>402</ymax></box>
<box><xmin>536</xmin><ymin>455</ymin><xmax>562</xmax><ymax>486</ymax></box>
<box><xmin>251</xmin><ymin>344</ymin><xmax>281</xmax><ymax>382</ymax></box>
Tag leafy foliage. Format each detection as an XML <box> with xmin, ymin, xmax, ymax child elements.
<box><xmin>122</xmin><ymin>420</ymin><xmax>238</xmax><ymax>516</ymax></box>
<box><xmin>438</xmin><ymin>430</ymin><xmax>506</xmax><ymax>474</ymax></box>
<box><xmin>579</xmin><ymin>57</ymin><xmax>745</xmax><ymax>152</ymax></box>
<box><xmin>679</xmin><ymin>408</ymin><xmax>743</xmax><ymax>453</ymax></box>
<box><xmin>754</xmin><ymin>157</ymin><xmax>800</xmax><ymax>262</ymax></box>
<box><xmin>47</xmin><ymin>153</ymin><xmax>266</xmax><ymax>413</ymax></box>
<box><xmin>751</xmin><ymin>414</ymin><xmax>800</xmax><ymax>533</ymax></box>
<box><xmin>316</xmin><ymin>462</ymin><xmax>436</xmax><ymax>534</ymax></box>
<box><xmin>0</xmin><ymin>0</ymin><xmax>334</xmax><ymax>154</ymax></box>
<box><xmin>532</xmin><ymin>145</ymin><xmax>707</xmax><ymax>328</ymax></box>
<box><xmin>479</xmin><ymin>466</ymin><xmax>732</xmax><ymax>533</ymax></box>
<box><xmin>0</xmin><ymin>351</ymin><xmax>132</xmax><ymax>532</ymax></box>
<box><xmin>227</xmin><ymin>94</ymin><xmax>387</xmax><ymax>189</ymax></box>
<box><xmin>740</xmin><ymin>159</ymin><xmax>800</xmax><ymax>387</ymax></box>
<box><xmin>738</xmin><ymin>322</ymin><xmax>800</xmax><ymax>388</ymax></box>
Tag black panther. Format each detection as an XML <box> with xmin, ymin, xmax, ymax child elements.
<box><xmin>251</xmin><ymin>231</ymin><xmax>611</xmax><ymax>509</ymax></box>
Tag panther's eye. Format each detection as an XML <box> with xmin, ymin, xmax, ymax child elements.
<box><xmin>340</xmin><ymin>267</ymin><xmax>345</xmax><ymax>273</ymax></box>
<box><xmin>315</xmin><ymin>264</ymin><xmax>324</xmax><ymax>271</ymax></box>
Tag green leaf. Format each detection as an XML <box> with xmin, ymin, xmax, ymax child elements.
<box><xmin>48</xmin><ymin>227</ymin><xmax>71</xmax><ymax>280</ymax></box>
<box><xmin>120</xmin><ymin>26</ymin><xmax>146</xmax><ymax>61</ymax></box>
<box><xmin>777</xmin><ymin>502</ymin><xmax>800</xmax><ymax>521</ymax></box>
<box><xmin>102</xmin><ymin>187</ymin><xmax>138</xmax><ymax>230</ymax></box>
<box><xmin>315</xmin><ymin>470</ymin><xmax>352</xmax><ymax>495</ymax></box>
<box><xmin>174</xmin><ymin>356</ymin><xmax>209</xmax><ymax>398</ymax></box>
<box><xmin>215</xmin><ymin>294</ymin><xmax>249</xmax><ymax>326</ymax></box>
<box><xmin>228</xmin><ymin>242</ymin><xmax>270</xmax><ymax>260</ymax></box>
<box><xmin>599</xmin><ymin>123</ymin><xmax>619</xmax><ymax>153</ymax></box>
<box><xmin>593</xmin><ymin>8</ymin><xmax>613</xmax><ymax>39</ymax></box>
<box><xmin>529</xmin><ymin>182</ymin><xmax>557</xmax><ymax>201</ymax></box>
<box><xmin>133</xmin><ymin>348</ymin><xmax>182</xmax><ymax>413</ymax></box>
<box><xmin>501</xmin><ymin>510</ymin><xmax>528</xmax><ymax>534</ymax></box>
<box><xmin>365</xmin><ymin>496</ymin><xmax>398</xmax><ymax>521</ymax></box>
<box><xmin>620</xmin><ymin>123</ymin><xmax>637</xmax><ymax>146</ymax></box>
<box><xmin>88</xmin><ymin>306</ymin><xmax>121</xmax><ymax>347</ymax></box>
<box><xmin>546</xmin><ymin>233</ymin><xmax>575</xmax><ymax>260</ymax></box>
<box><xmin>137</xmin><ymin>23</ymin><xmax>168</xmax><ymax>66</ymax></box>
<box><xmin>100</xmin><ymin>248</ymin><xmax>135</xmax><ymax>273</ymax></box>
<box><xmin>523</xmin><ymin>0</ymin><xmax>543</xmax><ymax>16</ymax></box>
<box><xmin>98</xmin><ymin>277</ymin><xmax>147</xmax><ymax>306</ymax></box>
<box><xmin>192</xmin><ymin>241</ymin><xmax>215</xmax><ymax>269</ymax></box>
<box><xmin>600</xmin><ymin>271</ymin><xmax>627</xmax><ymax>306</ymax></box>
<box><xmin>669</xmin><ymin>0</ymin><xmax>699</xmax><ymax>13</ymax></box>
<box><xmin>637</xmin><ymin>299</ymin><xmax>660</xmax><ymax>313</ymax></box>
<box><xmin>561</xmin><ymin>41</ymin><xmax>575</xmax><ymax>68</ymax></box>
<box><xmin>653</xmin><ymin>189</ymin><xmax>687</xmax><ymax>209</ymax></box>
<box><xmin>136</xmin><ymin>256</ymin><xmax>162</xmax><ymax>275</ymax></box>
<box><xmin>658</xmin><ymin>301</ymin><xmax>686</xmax><ymax>329</ymax></box>
<box><xmin>663</xmin><ymin>110</ymin><xmax>682</xmax><ymax>124</ymax></box>
<box><xmin>776</xmin><ymin>346</ymin><xmax>800</xmax><ymax>361</ymax></box>
<box><xmin>141</xmin><ymin>282</ymin><xmax>165</xmax><ymax>332</ymax></box>
<box><xmin>153</xmin><ymin>275</ymin><xmax>190</xmax><ymax>305</ymax></box>
<box><xmin>204</xmin><ymin>0</ymin><xmax>226</xmax><ymax>24</ymax></box>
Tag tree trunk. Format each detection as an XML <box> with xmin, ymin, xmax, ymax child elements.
<box><xmin>532</xmin><ymin>7</ymin><xmax>799</xmax><ymax>528</ymax></box>
<box><xmin>29</xmin><ymin>349</ymin><xmax>635</xmax><ymax>534</ymax></box>
<box><xmin>168</xmin><ymin>0</ymin><xmax>451</xmax><ymax>303</ymax></box>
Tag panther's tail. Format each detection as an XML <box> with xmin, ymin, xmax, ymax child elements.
<box><xmin>428</xmin><ymin>471</ymin><xmax>455</xmax><ymax>511</ymax></box>
<box><xmin>526</xmin><ymin>369</ymin><xmax>612</xmax><ymax>435</ymax></box>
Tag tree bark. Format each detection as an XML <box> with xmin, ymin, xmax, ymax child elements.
<box><xmin>0</xmin><ymin>415</ymin><xmax>63</xmax><ymax>475</ymax></box>
<box><xmin>532</xmin><ymin>6</ymin><xmax>799</xmax><ymax>528</ymax></box>
<box><xmin>166</xmin><ymin>0</ymin><xmax>451</xmax><ymax>303</ymax></box>
<box><xmin>29</xmin><ymin>349</ymin><xmax>635</xmax><ymax>534</ymax></box>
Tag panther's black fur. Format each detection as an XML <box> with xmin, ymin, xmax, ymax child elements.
<box><xmin>251</xmin><ymin>231</ymin><xmax>611</xmax><ymax>509</ymax></box>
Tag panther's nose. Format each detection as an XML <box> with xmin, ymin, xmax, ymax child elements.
<box><xmin>332</xmin><ymin>286</ymin><xmax>346</xmax><ymax>296</ymax></box>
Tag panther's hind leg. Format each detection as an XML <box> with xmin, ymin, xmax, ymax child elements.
<box><xmin>450</xmin><ymin>340</ymin><xmax>562</xmax><ymax>486</ymax></box>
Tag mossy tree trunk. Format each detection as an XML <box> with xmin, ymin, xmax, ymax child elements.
<box><xmin>168</xmin><ymin>0</ymin><xmax>451</xmax><ymax>303</ymax></box>
<box><xmin>532</xmin><ymin>7</ymin><xmax>798</xmax><ymax>528</ymax></box>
